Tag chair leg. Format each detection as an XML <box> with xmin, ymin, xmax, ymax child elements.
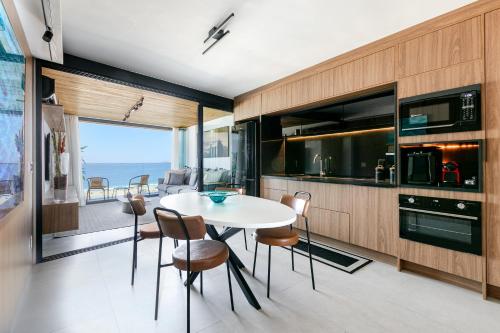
<box><xmin>226</xmin><ymin>261</ymin><xmax>234</xmax><ymax>311</ymax></box>
<box><xmin>305</xmin><ymin>218</ymin><xmax>316</xmax><ymax>290</ymax></box>
<box><xmin>267</xmin><ymin>245</ymin><xmax>271</xmax><ymax>298</ymax></box>
<box><xmin>186</xmin><ymin>267</ymin><xmax>190</xmax><ymax>333</ymax></box>
<box><xmin>243</xmin><ymin>229</ymin><xmax>248</xmax><ymax>250</ymax></box>
<box><xmin>291</xmin><ymin>245</ymin><xmax>295</xmax><ymax>271</ymax></box>
<box><xmin>131</xmin><ymin>239</ymin><xmax>137</xmax><ymax>285</ymax></box>
<box><xmin>154</xmin><ymin>237</ymin><xmax>163</xmax><ymax>320</ymax></box>
<box><xmin>200</xmin><ymin>271</ymin><xmax>203</xmax><ymax>295</ymax></box>
<box><xmin>252</xmin><ymin>241</ymin><xmax>258</xmax><ymax>277</ymax></box>
<box><xmin>174</xmin><ymin>239</ymin><xmax>182</xmax><ymax>279</ymax></box>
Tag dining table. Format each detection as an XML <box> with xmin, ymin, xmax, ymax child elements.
<box><xmin>159</xmin><ymin>192</ymin><xmax>297</xmax><ymax>310</ymax></box>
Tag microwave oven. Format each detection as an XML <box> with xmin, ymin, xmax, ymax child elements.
<box><xmin>399</xmin><ymin>84</ymin><xmax>481</xmax><ymax>136</ymax></box>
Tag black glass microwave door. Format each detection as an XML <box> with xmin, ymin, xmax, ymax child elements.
<box><xmin>402</xmin><ymin>102</ymin><xmax>451</xmax><ymax>129</ymax></box>
<box><xmin>400</xmin><ymin>210</ymin><xmax>480</xmax><ymax>254</ymax></box>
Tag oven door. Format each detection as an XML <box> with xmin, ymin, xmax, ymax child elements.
<box><xmin>399</xmin><ymin>207</ymin><xmax>481</xmax><ymax>255</ymax></box>
<box><xmin>400</xmin><ymin>97</ymin><xmax>461</xmax><ymax>136</ymax></box>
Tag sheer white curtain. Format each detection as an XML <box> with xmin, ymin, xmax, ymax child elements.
<box><xmin>64</xmin><ymin>115</ymin><xmax>85</xmax><ymax>206</ymax></box>
<box><xmin>171</xmin><ymin>127</ymin><xmax>180</xmax><ymax>170</ymax></box>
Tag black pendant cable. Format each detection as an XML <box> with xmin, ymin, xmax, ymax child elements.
<box><xmin>202</xmin><ymin>13</ymin><xmax>234</xmax><ymax>55</ymax></box>
<box><xmin>41</xmin><ymin>0</ymin><xmax>53</xmax><ymax>61</ymax></box>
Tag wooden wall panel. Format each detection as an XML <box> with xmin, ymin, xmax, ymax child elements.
<box><xmin>261</xmin><ymin>85</ymin><xmax>290</xmax><ymax>114</ymax></box>
<box><xmin>234</xmin><ymin>93</ymin><xmax>261</xmax><ymax>122</ymax></box>
<box><xmin>362</xmin><ymin>47</ymin><xmax>395</xmax><ymax>87</ymax></box>
<box><xmin>397</xmin><ymin>16</ymin><xmax>482</xmax><ymax>78</ymax></box>
<box><xmin>321</xmin><ymin>58</ymin><xmax>363</xmax><ymax>99</ymax></box>
<box><xmin>399</xmin><ymin>239</ymin><xmax>483</xmax><ymax>282</ymax></box>
<box><xmin>0</xmin><ymin>2</ymin><xmax>33</xmax><ymax>332</ymax></box>
<box><xmin>289</xmin><ymin>74</ymin><xmax>323</xmax><ymax>108</ymax></box>
<box><xmin>350</xmin><ymin>187</ymin><xmax>398</xmax><ymax>256</ymax></box>
<box><xmin>485</xmin><ymin>9</ymin><xmax>500</xmax><ymax>288</ymax></box>
<box><xmin>397</xmin><ymin>59</ymin><xmax>484</xmax><ymax>99</ymax></box>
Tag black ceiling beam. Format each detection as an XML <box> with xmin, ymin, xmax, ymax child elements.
<box><xmin>38</xmin><ymin>53</ymin><xmax>233</xmax><ymax>111</ymax></box>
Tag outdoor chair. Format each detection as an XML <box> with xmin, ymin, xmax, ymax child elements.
<box><xmin>0</xmin><ymin>180</ymin><xmax>12</xmax><ymax>195</ymax></box>
<box><xmin>128</xmin><ymin>174</ymin><xmax>151</xmax><ymax>196</ymax></box>
<box><xmin>86</xmin><ymin>177</ymin><xmax>109</xmax><ymax>202</ymax></box>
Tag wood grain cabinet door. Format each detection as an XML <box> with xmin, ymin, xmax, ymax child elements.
<box><xmin>397</xmin><ymin>16</ymin><xmax>482</xmax><ymax>78</ymax></box>
<box><xmin>234</xmin><ymin>93</ymin><xmax>261</xmax><ymax>122</ymax></box>
<box><xmin>350</xmin><ymin>186</ymin><xmax>398</xmax><ymax>256</ymax></box>
<box><xmin>262</xmin><ymin>85</ymin><xmax>290</xmax><ymax>114</ymax></box>
<box><xmin>485</xmin><ymin>9</ymin><xmax>500</xmax><ymax>288</ymax></box>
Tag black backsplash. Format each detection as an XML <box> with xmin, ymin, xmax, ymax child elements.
<box><xmin>262</xmin><ymin>90</ymin><xmax>396</xmax><ymax>179</ymax></box>
<box><xmin>300</xmin><ymin>131</ymin><xmax>395</xmax><ymax>178</ymax></box>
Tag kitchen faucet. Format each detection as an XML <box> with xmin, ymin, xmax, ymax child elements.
<box><xmin>313</xmin><ymin>154</ymin><xmax>326</xmax><ymax>177</ymax></box>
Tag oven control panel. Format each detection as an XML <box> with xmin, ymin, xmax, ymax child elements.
<box><xmin>399</xmin><ymin>194</ymin><xmax>481</xmax><ymax>216</ymax></box>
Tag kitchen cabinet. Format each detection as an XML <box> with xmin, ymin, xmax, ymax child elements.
<box><xmin>289</xmin><ymin>74</ymin><xmax>323</xmax><ymax>108</ymax></box>
<box><xmin>262</xmin><ymin>85</ymin><xmax>290</xmax><ymax>115</ymax></box>
<box><xmin>485</xmin><ymin>9</ymin><xmax>500</xmax><ymax>288</ymax></box>
<box><xmin>350</xmin><ymin>186</ymin><xmax>398</xmax><ymax>256</ymax></box>
<box><xmin>234</xmin><ymin>93</ymin><xmax>261</xmax><ymax>121</ymax></box>
<box><xmin>397</xmin><ymin>16</ymin><xmax>482</xmax><ymax>78</ymax></box>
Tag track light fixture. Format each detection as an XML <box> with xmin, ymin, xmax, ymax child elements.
<box><xmin>42</xmin><ymin>26</ymin><xmax>53</xmax><ymax>43</ymax></box>
<box><xmin>203</xmin><ymin>13</ymin><xmax>234</xmax><ymax>55</ymax></box>
<box><xmin>122</xmin><ymin>97</ymin><xmax>145</xmax><ymax>122</ymax></box>
<box><xmin>41</xmin><ymin>0</ymin><xmax>54</xmax><ymax>59</ymax></box>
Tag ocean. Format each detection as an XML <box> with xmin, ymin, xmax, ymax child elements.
<box><xmin>83</xmin><ymin>162</ymin><xmax>171</xmax><ymax>189</ymax></box>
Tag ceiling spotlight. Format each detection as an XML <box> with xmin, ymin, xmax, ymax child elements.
<box><xmin>42</xmin><ymin>27</ymin><xmax>53</xmax><ymax>43</ymax></box>
<box><xmin>203</xmin><ymin>13</ymin><xmax>234</xmax><ymax>55</ymax></box>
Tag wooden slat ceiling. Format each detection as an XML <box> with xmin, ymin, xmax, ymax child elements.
<box><xmin>42</xmin><ymin>68</ymin><xmax>229</xmax><ymax>128</ymax></box>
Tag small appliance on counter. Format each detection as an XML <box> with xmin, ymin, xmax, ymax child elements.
<box><xmin>441</xmin><ymin>161</ymin><xmax>461</xmax><ymax>186</ymax></box>
<box><xmin>406</xmin><ymin>149</ymin><xmax>442</xmax><ymax>185</ymax></box>
<box><xmin>400</xmin><ymin>140</ymin><xmax>482</xmax><ymax>192</ymax></box>
<box><xmin>389</xmin><ymin>165</ymin><xmax>396</xmax><ymax>184</ymax></box>
<box><xmin>375</xmin><ymin>159</ymin><xmax>385</xmax><ymax>183</ymax></box>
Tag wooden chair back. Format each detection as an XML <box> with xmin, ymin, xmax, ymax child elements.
<box><xmin>129</xmin><ymin>194</ymin><xmax>146</xmax><ymax>216</ymax></box>
<box><xmin>88</xmin><ymin>177</ymin><xmax>104</xmax><ymax>189</ymax></box>
<box><xmin>140</xmin><ymin>175</ymin><xmax>149</xmax><ymax>185</ymax></box>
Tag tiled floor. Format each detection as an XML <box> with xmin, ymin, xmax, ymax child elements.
<box><xmin>13</xmin><ymin>229</ymin><xmax>500</xmax><ymax>333</ymax></box>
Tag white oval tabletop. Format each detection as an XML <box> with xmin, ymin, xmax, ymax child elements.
<box><xmin>159</xmin><ymin>192</ymin><xmax>297</xmax><ymax>228</ymax></box>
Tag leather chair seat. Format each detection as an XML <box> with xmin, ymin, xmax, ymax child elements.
<box><xmin>173</xmin><ymin>240</ymin><xmax>229</xmax><ymax>272</ymax></box>
<box><xmin>253</xmin><ymin>227</ymin><xmax>299</xmax><ymax>247</ymax></box>
<box><xmin>139</xmin><ymin>223</ymin><xmax>161</xmax><ymax>239</ymax></box>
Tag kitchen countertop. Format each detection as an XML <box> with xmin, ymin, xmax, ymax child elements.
<box><xmin>261</xmin><ymin>174</ymin><xmax>396</xmax><ymax>188</ymax></box>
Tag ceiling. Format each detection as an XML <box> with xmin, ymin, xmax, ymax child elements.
<box><xmin>42</xmin><ymin>68</ymin><xmax>229</xmax><ymax>128</ymax></box>
<box><xmin>58</xmin><ymin>0</ymin><xmax>476</xmax><ymax>98</ymax></box>
<box><xmin>14</xmin><ymin>0</ymin><xmax>63</xmax><ymax>63</ymax></box>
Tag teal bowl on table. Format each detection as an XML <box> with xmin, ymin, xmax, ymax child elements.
<box><xmin>200</xmin><ymin>191</ymin><xmax>238</xmax><ymax>204</ymax></box>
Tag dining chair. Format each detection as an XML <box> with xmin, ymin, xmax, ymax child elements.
<box><xmin>128</xmin><ymin>193</ymin><xmax>161</xmax><ymax>285</ymax></box>
<box><xmin>86</xmin><ymin>177</ymin><xmax>109</xmax><ymax>202</ymax></box>
<box><xmin>128</xmin><ymin>174</ymin><xmax>151</xmax><ymax>196</ymax></box>
<box><xmin>153</xmin><ymin>207</ymin><xmax>234</xmax><ymax>333</ymax></box>
<box><xmin>252</xmin><ymin>191</ymin><xmax>315</xmax><ymax>297</ymax></box>
<box><xmin>215</xmin><ymin>186</ymin><xmax>248</xmax><ymax>250</ymax></box>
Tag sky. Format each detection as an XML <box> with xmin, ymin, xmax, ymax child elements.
<box><xmin>80</xmin><ymin>122</ymin><xmax>172</xmax><ymax>163</ymax></box>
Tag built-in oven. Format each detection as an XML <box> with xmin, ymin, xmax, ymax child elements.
<box><xmin>399</xmin><ymin>84</ymin><xmax>481</xmax><ymax>136</ymax></box>
<box><xmin>399</xmin><ymin>194</ymin><xmax>481</xmax><ymax>255</ymax></box>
